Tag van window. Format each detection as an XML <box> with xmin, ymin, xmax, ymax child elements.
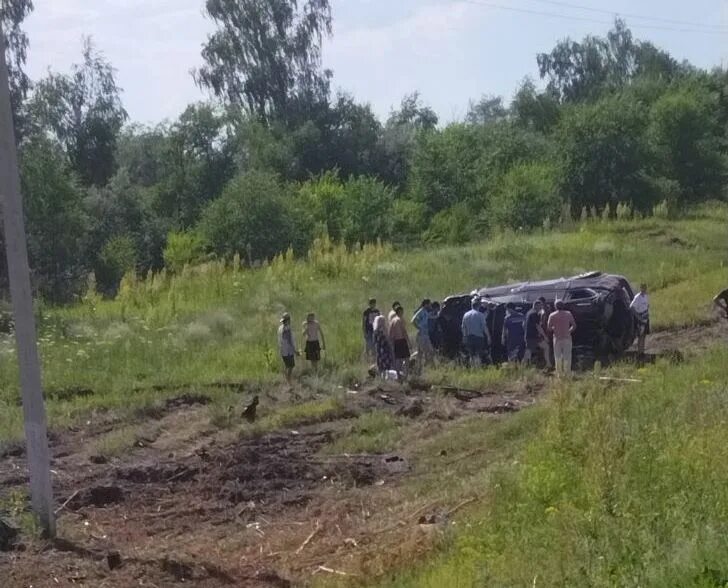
<box><xmin>567</xmin><ymin>288</ymin><xmax>596</xmax><ymax>300</ymax></box>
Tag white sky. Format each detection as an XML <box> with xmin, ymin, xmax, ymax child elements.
<box><xmin>23</xmin><ymin>0</ymin><xmax>728</xmax><ymax>125</ymax></box>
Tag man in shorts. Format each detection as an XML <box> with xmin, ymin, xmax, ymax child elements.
<box><xmin>278</xmin><ymin>313</ymin><xmax>298</xmax><ymax>384</ymax></box>
<box><xmin>302</xmin><ymin>312</ymin><xmax>326</xmax><ymax>372</ymax></box>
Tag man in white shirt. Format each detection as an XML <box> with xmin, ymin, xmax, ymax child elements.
<box><xmin>630</xmin><ymin>284</ymin><xmax>650</xmax><ymax>356</ymax></box>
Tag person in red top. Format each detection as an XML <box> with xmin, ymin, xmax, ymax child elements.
<box><xmin>547</xmin><ymin>300</ymin><xmax>576</xmax><ymax>377</ymax></box>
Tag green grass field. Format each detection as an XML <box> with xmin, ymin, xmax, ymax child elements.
<box><xmin>2</xmin><ymin>204</ymin><xmax>728</xmax><ymax>587</ymax></box>
<box><xmin>0</xmin><ymin>203</ymin><xmax>726</xmax><ymax>442</ymax></box>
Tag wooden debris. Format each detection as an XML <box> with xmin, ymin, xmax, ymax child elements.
<box><xmin>295</xmin><ymin>522</ymin><xmax>321</xmax><ymax>554</ymax></box>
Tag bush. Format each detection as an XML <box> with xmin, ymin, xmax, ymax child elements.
<box><xmin>163</xmin><ymin>231</ymin><xmax>206</xmax><ymax>273</ymax></box>
<box><xmin>342</xmin><ymin>176</ymin><xmax>395</xmax><ymax>245</ymax></box>
<box><xmin>490</xmin><ymin>163</ymin><xmax>561</xmax><ymax>230</ymax></box>
<box><xmin>96</xmin><ymin>235</ymin><xmax>137</xmax><ymax>295</ymax></box>
<box><xmin>198</xmin><ymin>171</ymin><xmax>307</xmax><ymax>262</ymax></box>
<box><xmin>296</xmin><ymin>171</ymin><xmax>347</xmax><ymax>241</ymax></box>
<box><xmin>556</xmin><ymin>95</ymin><xmax>653</xmax><ymax>212</ymax></box>
<box><xmin>424</xmin><ymin>203</ymin><xmax>476</xmax><ymax>245</ymax></box>
<box><xmin>389</xmin><ymin>199</ymin><xmax>428</xmax><ymax>246</ymax></box>
<box><xmin>647</xmin><ymin>84</ymin><xmax>723</xmax><ymax>203</ymax></box>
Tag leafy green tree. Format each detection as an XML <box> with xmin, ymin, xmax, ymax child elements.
<box><xmin>466</xmin><ymin>95</ymin><xmax>507</xmax><ymax>125</ymax></box>
<box><xmin>154</xmin><ymin>103</ymin><xmax>235</xmax><ymax>227</ymax></box>
<box><xmin>424</xmin><ymin>203</ymin><xmax>475</xmax><ymax>245</ymax></box>
<box><xmin>389</xmin><ymin>199</ymin><xmax>428</xmax><ymax>246</ymax></box>
<box><xmin>379</xmin><ymin>93</ymin><xmax>439</xmax><ymax>187</ymax></box>
<box><xmin>555</xmin><ymin>95</ymin><xmax>652</xmax><ymax>212</ymax></box>
<box><xmin>647</xmin><ymin>84</ymin><xmax>724</xmax><ymax>202</ymax></box>
<box><xmin>195</xmin><ymin>0</ymin><xmax>332</xmax><ymax>125</ymax></box>
<box><xmin>116</xmin><ymin>123</ymin><xmax>170</xmax><ymax>188</ymax></box>
<box><xmin>28</xmin><ymin>37</ymin><xmax>128</xmax><ymax>186</ymax></box>
<box><xmin>491</xmin><ymin>162</ymin><xmax>561</xmax><ymax>230</ymax></box>
<box><xmin>198</xmin><ymin>171</ymin><xmax>306</xmax><ymax>260</ymax></box>
<box><xmin>297</xmin><ymin>171</ymin><xmax>347</xmax><ymax>241</ymax></box>
<box><xmin>19</xmin><ymin>136</ymin><xmax>87</xmax><ymax>300</ymax></box>
<box><xmin>86</xmin><ymin>170</ymin><xmax>166</xmax><ymax>289</ymax></box>
<box><xmin>537</xmin><ymin>19</ymin><xmax>681</xmax><ymax>104</ymax></box>
<box><xmin>410</xmin><ymin>121</ymin><xmax>550</xmax><ymax>215</ymax></box>
<box><xmin>163</xmin><ymin>230</ymin><xmax>207</xmax><ymax>273</ymax></box>
<box><xmin>1</xmin><ymin>0</ymin><xmax>33</xmax><ymax>131</ymax></box>
<box><xmin>342</xmin><ymin>176</ymin><xmax>394</xmax><ymax>245</ymax></box>
<box><xmin>409</xmin><ymin>124</ymin><xmax>481</xmax><ymax>214</ymax></box>
<box><xmin>96</xmin><ymin>235</ymin><xmax>137</xmax><ymax>295</ymax></box>
<box><xmin>511</xmin><ymin>78</ymin><xmax>560</xmax><ymax>133</ymax></box>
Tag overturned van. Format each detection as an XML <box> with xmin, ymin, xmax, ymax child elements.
<box><xmin>438</xmin><ymin>272</ymin><xmax>636</xmax><ymax>365</ymax></box>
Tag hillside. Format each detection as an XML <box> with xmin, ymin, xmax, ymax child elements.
<box><xmin>1</xmin><ymin>206</ymin><xmax>728</xmax><ymax>587</ymax></box>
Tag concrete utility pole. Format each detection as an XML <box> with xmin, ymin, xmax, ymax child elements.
<box><xmin>0</xmin><ymin>25</ymin><xmax>55</xmax><ymax>536</ymax></box>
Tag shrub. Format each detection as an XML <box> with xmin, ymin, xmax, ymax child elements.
<box><xmin>342</xmin><ymin>176</ymin><xmax>395</xmax><ymax>245</ymax></box>
<box><xmin>296</xmin><ymin>171</ymin><xmax>348</xmax><ymax>241</ymax></box>
<box><xmin>490</xmin><ymin>163</ymin><xmax>561</xmax><ymax>230</ymax></box>
<box><xmin>389</xmin><ymin>199</ymin><xmax>428</xmax><ymax>246</ymax></box>
<box><xmin>424</xmin><ymin>203</ymin><xmax>476</xmax><ymax>245</ymax></box>
<box><xmin>96</xmin><ymin>235</ymin><xmax>137</xmax><ymax>295</ymax></box>
<box><xmin>163</xmin><ymin>231</ymin><xmax>206</xmax><ymax>273</ymax></box>
<box><xmin>198</xmin><ymin>171</ymin><xmax>307</xmax><ymax>262</ymax></box>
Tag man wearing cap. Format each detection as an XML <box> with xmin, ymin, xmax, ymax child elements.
<box><xmin>278</xmin><ymin>313</ymin><xmax>298</xmax><ymax>384</ymax></box>
<box><xmin>547</xmin><ymin>300</ymin><xmax>576</xmax><ymax>377</ymax></box>
<box><xmin>630</xmin><ymin>283</ymin><xmax>650</xmax><ymax>356</ymax></box>
<box><xmin>502</xmin><ymin>302</ymin><xmax>526</xmax><ymax>363</ymax></box>
<box><xmin>461</xmin><ymin>298</ymin><xmax>491</xmax><ymax>367</ymax></box>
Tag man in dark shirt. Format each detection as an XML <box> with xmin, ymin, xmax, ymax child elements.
<box><xmin>362</xmin><ymin>298</ymin><xmax>380</xmax><ymax>360</ymax></box>
<box><xmin>524</xmin><ymin>299</ymin><xmax>552</xmax><ymax>369</ymax></box>
<box><xmin>502</xmin><ymin>303</ymin><xmax>526</xmax><ymax>363</ymax></box>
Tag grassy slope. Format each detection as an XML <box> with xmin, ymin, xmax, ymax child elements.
<box><xmin>0</xmin><ymin>206</ymin><xmax>727</xmax><ymax>586</ymax></box>
<box><xmin>380</xmin><ymin>350</ymin><xmax>728</xmax><ymax>588</ymax></box>
<box><xmin>0</xmin><ymin>205</ymin><xmax>726</xmax><ymax>441</ymax></box>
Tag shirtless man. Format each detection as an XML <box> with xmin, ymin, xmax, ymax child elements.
<box><xmin>302</xmin><ymin>313</ymin><xmax>326</xmax><ymax>371</ymax></box>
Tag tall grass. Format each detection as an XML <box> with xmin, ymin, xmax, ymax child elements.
<box><xmin>382</xmin><ymin>350</ymin><xmax>728</xmax><ymax>587</ymax></box>
<box><xmin>0</xmin><ymin>209</ymin><xmax>725</xmax><ymax>441</ymax></box>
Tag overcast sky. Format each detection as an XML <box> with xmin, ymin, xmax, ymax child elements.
<box><xmin>22</xmin><ymin>0</ymin><xmax>728</xmax><ymax>125</ymax></box>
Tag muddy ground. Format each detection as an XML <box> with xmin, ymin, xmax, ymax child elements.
<box><xmin>0</xmin><ymin>373</ymin><xmax>541</xmax><ymax>588</ymax></box>
<box><xmin>0</xmin><ymin>320</ymin><xmax>725</xmax><ymax>588</ymax></box>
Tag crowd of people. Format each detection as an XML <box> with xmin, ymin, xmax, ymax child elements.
<box><xmin>275</xmin><ymin>284</ymin><xmax>654</xmax><ymax>383</ymax></box>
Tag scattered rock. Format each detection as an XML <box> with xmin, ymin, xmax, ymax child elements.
<box><xmin>0</xmin><ymin>519</ymin><xmax>19</xmax><ymax>551</ymax></box>
<box><xmin>107</xmin><ymin>551</ymin><xmax>122</xmax><ymax>571</ymax></box>
<box><xmin>89</xmin><ymin>455</ymin><xmax>108</xmax><ymax>465</ymax></box>
<box><xmin>69</xmin><ymin>485</ymin><xmax>124</xmax><ymax>510</ymax></box>
<box><xmin>117</xmin><ymin>464</ymin><xmax>198</xmax><ymax>484</ymax></box>
<box><xmin>397</xmin><ymin>399</ymin><xmax>424</xmax><ymax>419</ymax></box>
<box><xmin>383</xmin><ymin>455</ymin><xmax>409</xmax><ymax>474</ymax></box>
<box><xmin>161</xmin><ymin>557</ymin><xmax>194</xmax><ymax>581</ymax></box>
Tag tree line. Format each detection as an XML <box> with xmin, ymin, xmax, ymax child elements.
<box><xmin>1</xmin><ymin>0</ymin><xmax>727</xmax><ymax>302</ymax></box>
